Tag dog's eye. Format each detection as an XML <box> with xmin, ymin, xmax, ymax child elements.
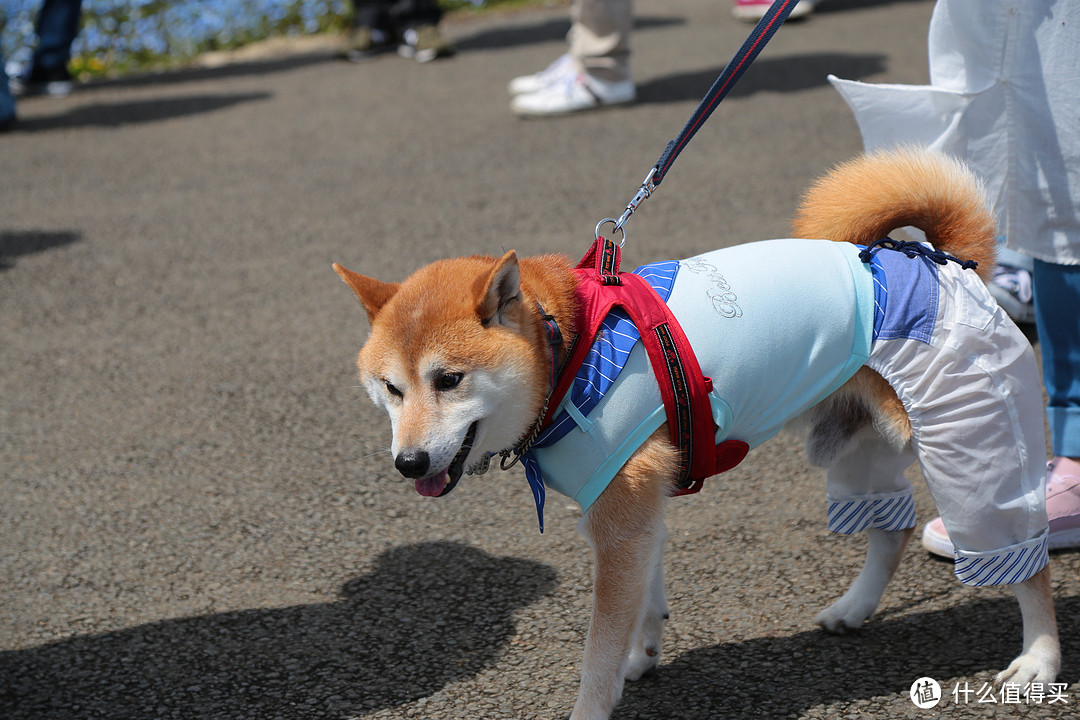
<box><xmin>433</xmin><ymin>371</ymin><xmax>464</xmax><ymax>392</ymax></box>
<box><xmin>384</xmin><ymin>381</ymin><xmax>403</xmax><ymax>398</ymax></box>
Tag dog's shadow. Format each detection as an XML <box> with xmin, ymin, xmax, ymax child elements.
<box><xmin>615</xmin><ymin>595</ymin><xmax>1080</xmax><ymax>719</ymax></box>
<box><xmin>0</xmin><ymin>542</ymin><xmax>557</xmax><ymax>719</ymax></box>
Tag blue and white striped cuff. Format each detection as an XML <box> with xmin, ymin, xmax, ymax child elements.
<box><xmin>827</xmin><ymin>489</ymin><xmax>916</xmax><ymax>535</ymax></box>
<box><xmin>953</xmin><ymin>530</ymin><xmax>1049</xmax><ymax>587</ymax></box>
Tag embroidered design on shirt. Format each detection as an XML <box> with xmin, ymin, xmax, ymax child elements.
<box><xmin>681</xmin><ymin>257</ymin><xmax>742</xmax><ymax>318</ymax></box>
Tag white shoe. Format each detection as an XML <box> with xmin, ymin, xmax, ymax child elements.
<box><xmin>508</xmin><ymin>53</ymin><xmax>574</xmax><ymax>95</ymax></box>
<box><xmin>511</xmin><ymin>70</ymin><xmax>635</xmax><ymax>117</ymax></box>
<box><xmin>732</xmin><ymin>0</ymin><xmax>816</xmax><ymax>22</ymax></box>
<box><xmin>988</xmin><ymin>263</ymin><xmax>1036</xmax><ymax>324</ymax></box>
<box><xmin>921</xmin><ymin>517</ymin><xmax>954</xmax><ymax>559</ymax></box>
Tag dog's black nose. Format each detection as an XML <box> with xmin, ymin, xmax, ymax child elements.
<box><xmin>395</xmin><ymin>450</ymin><xmax>430</xmax><ymax>479</ymax></box>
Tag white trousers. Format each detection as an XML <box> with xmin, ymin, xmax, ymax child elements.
<box><xmin>827</xmin><ymin>261</ymin><xmax>1049</xmax><ymax>586</ymax></box>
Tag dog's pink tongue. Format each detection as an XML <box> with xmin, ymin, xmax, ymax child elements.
<box><xmin>415</xmin><ymin>472</ymin><xmax>448</xmax><ymax>497</ymax></box>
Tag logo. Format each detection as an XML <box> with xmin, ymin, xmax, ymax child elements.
<box><xmin>910</xmin><ymin>677</ymin><xmax>942</xmax><ymax>709</ymax></box>
<box><xmin>681</xmin><ymin>258</ymin><xmax>742</xmax><ymax>319</ymax></box>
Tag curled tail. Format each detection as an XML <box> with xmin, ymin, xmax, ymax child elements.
<box><xmin>792</xmin><ymin>148</ymin><xmax>997</xmax><ymax>281</ymax></box>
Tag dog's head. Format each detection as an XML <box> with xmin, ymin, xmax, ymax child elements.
<box><xmin>334</xmin><ymin>251</ymin><xmax>550</xmax><ymax>498</ymax></box>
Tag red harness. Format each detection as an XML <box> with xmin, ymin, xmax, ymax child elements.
<box><xmin>542</xmin><ymin>237</ymin><xmax>749</xmax><ymax>495</ymax></box>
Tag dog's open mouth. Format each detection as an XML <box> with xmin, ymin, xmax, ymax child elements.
<box><xmin>414</xmin><ymin>421</ymin><xmax>478</xmax><ymax>498</ymax></box>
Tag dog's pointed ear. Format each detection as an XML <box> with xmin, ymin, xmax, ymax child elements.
<box><xmin>477</xmin><ymin>250</ymin><xmax>523</xmax><ymax>331</ymax></box>
<box><xmin>333</xmin><ymin>263</ymin><xmax>400</xmax><ymax>323</ymax></box>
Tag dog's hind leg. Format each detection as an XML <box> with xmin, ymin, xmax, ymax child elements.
<box><xmin>815</xmin><ymin>526</ymin><xmax>913</xmax><ymax>633</ymax></box>
<box><xmin>571</xmin><ymin>432</ymin><xmax>677</xmax><ymax>720</ymax></box>
<box><xmin>996</xmin><ymin>565</ymin><xmax>1060</xmax><ymax>687</ymax></box>
<box><xmin>815</xmin><ymin>429</ymin><xmax>917</xmax><ymax>633</ymax></box>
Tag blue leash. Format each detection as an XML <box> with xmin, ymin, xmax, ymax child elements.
<box><xmin>596</xmin><ymin>0</ymin><xmax>802</xmax><ymax>244</ymax></box>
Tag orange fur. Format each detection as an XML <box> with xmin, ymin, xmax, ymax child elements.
<box><xmin>587</xmin><ymin>430</ymin><xmax>679</xmax><ymax>539</ymax></box>
<box><xmin>793</xmin><ymin>148</ymin><xmax>1003</xmax><ymax>451</ymax></box>
<box><xmin>792</xmin><ymin>147</ymin><xmax>998</xmax><ymax>281</ymax></box>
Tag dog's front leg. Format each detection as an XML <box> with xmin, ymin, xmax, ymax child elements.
<box><xmin>815</xmin><ymin>526</ymin><xmax>913</xmax><ymax>633</ymax></box>
<box><xmin>572</xmin><ymin>501</ymin><xmax>662</xmax><ymax>719</ymax></box>
<box><xmin>624</xmin><ymin>523</ymin><xmax>669</xmax><ymax>682</ymax></box>
<box><xmin>570</xmin><ymin>439</ymin><xmax>673</xmax><ymax>720</ymax></box>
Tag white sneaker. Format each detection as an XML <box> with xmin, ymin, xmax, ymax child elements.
<box><xmin>508</xmin><ymin>53</ymin><xmax>574</xmax><ymax>96</ymax></box>
<box><xmin>511</xmin><ymin>70</ymin><xmax>635</xmax><ymax>117</ymax></box>
<box><xmin>988</xmin><ymin>263</ymin><xmax>1035</xmax><ymax>324</ymax></box>
<box><xmin>732</xmin><ymin>0</ymin><xmax>816</xmax><ymax>22</ymax></box>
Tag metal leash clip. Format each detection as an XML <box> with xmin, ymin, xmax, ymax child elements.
<box><xmin>594</xmin><ymin>167</ymin><xmax>658</xmax><ymax>246</ymax></box>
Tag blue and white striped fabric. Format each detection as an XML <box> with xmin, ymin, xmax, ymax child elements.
<box><xmin>864</xmin><ymin>251</ymin><xmax>887</xmax><ymax>340</ymax></box>
<box><xmin>954</xmin><ymin>532</ymin><xmax>1049</xmax><ymax>587</ymax></box>
<box><xmin>536</xmin><ymin>260</ymin><xmax>680</xmax><ymax>447</ymax></box>
<box><xmin>827</xmin><ymin>489</ymin><xmax>917</xmax><ymax>535</ymax></box>
<box><xmin>519</xmin><ymin>260</ymin><xmax>679</xmax><ymax>532</ymax></box>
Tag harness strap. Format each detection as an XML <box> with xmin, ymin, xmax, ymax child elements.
<box><xmin>537</xmin><ymin>303</ymin><xmax>564</xmax><ymax>389</ymax></box>
<box><xmin>543</xmin><ymin>237</ymin><xmax>749</xmax><ymax>492</ymax></box>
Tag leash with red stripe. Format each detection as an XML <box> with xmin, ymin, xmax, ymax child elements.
<box><xmin>504</xmin><ymin>0</ymin><xmax>799</xmax><ymax>529</ymax></box>
<box><xmin>596</xmin><ymin>0</ymin><xmax>801</xmax><ymax>244</ymax></box>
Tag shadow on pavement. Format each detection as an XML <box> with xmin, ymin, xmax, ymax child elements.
<box><xmin>637</xmin><ymin>52</ymin><xmax>888</xmax><ymax>105</ymax></box>
<box><xmin>0</xmin><ymin>542</ymin><xmax>557</xmax><ymax>719</ymax></box>
<box><xmin>10</xmin><ymin>92</ymin><xmax>272</xmax><ymax>133</ymax></box>
<box><xmin>615</xmin><ymin>595</ymin><xmax>1080</xmax><ymax>719</ymax></box>
<box><xmin>0</xmin><ymin>230</ymin><xmax>82</xmax><ymax>270</ymax></box>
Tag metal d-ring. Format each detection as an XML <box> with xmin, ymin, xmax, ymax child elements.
<box><xmin>594</xmin><ymin>218</ymin><xmax>627</xmax><ymax>246</ymax></box>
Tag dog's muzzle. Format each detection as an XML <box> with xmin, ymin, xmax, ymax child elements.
<box><xmin>407</xmin><ymin>421</ymin><xmax>478</xmax><ymax>498</ymax></box>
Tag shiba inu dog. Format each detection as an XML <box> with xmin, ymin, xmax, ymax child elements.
<box><xmin>333</xmin><ymin>149</ymin><xmax>1059</xmax><ymax>720</ymax></box>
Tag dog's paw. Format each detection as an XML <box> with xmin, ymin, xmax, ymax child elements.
<box><xmin>995</xmin><ymin>643</ymin><xmax>1061</xmax><ymax>688</ymax></box>
<box><xmin>624</xmin><ymin>645</ymin><xmax>660</xmax><ymax>682</ymax></box>
<box><xmin>813</xmin><ymin>595</ymin><xmax>875</xmax><ymax>635</ymax></box>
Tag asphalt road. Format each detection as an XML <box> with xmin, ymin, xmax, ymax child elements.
<box><xmin>3</xmin><ymin>1</ymin><xmax>1079</xmax><ymax>718</ymax></box>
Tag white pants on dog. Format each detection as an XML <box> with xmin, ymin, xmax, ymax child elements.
<box><xmin>827</xmin><ymin>259</ymin><xmax>1049</xmax><ymax>586</ymax></box>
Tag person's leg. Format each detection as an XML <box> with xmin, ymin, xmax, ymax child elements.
<box><xmin>12</xmin><ymin>0</ymin><xmax>82</xmax><ymax>96</ymax></box>
<box><xmin>1033</xmin><ymin>259</ymin><xmax>1080</xmax><ymax>459</ymax></box>
<box><xmin>568</xmin><ymin>0</ymin><xmax>632</xmax><ymax>84</ymax></box>
<box><xmin>510</xmin><ymin>0</ymin><xmax>635</xmax><ymax>116</ymax></box>
<box><xmin>351</xmin><ymin>0</ymin><xmax>387</xmax><ymax>30</ymax></box>
<box><xmin>344</xmin><ymin>0</ymin><xmax>394</xmax><ymax>61</ymax></box>
<box><xmin>390</xmin><ymin>0</ymin><xmax>453</xmax><ymax>63</ymax></box>
<box><xmin>0</xmin><ymin>58</ymin><xmax>16</xmax><ymax>128</ymax></box>
<box><xmin>30</xmin><ymin>0</ymin><xmax>83</xmax><ymax>73</ymax></box>
<box><xmin>388</xmin><ymin>0</ymin><xmax>442</xmax><ymax>30</ymax></box>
